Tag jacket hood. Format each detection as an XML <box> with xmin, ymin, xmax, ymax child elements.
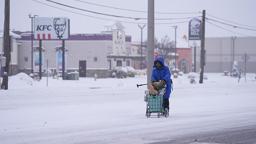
<box><xmin>154</xmin><ymin>56</ymin><xmax>165</xmax><ymax>67</ymax></box>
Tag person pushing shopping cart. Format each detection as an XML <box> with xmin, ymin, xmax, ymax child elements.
<box><xmin>145</xmin><ymin>56</ymin><xmax>172</xmax><ymax>118</ymax></box>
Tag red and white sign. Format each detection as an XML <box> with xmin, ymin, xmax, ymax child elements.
<box><xmin>34</xmin><ymin>17</ymin><xmax>70</xmax><ymax>40</ymax></box>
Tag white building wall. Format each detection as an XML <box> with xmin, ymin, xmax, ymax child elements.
<box><xmin>66</xmin><ymin>40</ymin><xmax>112</xmax><ymax>69</ymax></box>
<box><xmin>17</xmin><ymin>40</ymin><xmax>112</xmax><ymax>71</ymax></box>
<box><xmin>0</xmin><ymin>37</ymin><xmax>18</xmax><ymax>65</ymax></box>
<box><xmin>17</xmin><ymin>40</ymin><xmax>31</xmax><ymax>70</ymax></box>
<box><xmin>203</xmin><ymin>37</ymin><xmax>256</xmax><ymax>73</ymax></box>
<box><xmin>10</xmin><ymin>38</ymin><xmax>18</xmax><ymax>65</ymax></box>
<box><xmin>0</xmin><ymin>38</ymin><xmax>3</xmax><ymax>54</ymax></box>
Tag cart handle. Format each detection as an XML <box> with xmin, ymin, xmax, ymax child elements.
<box><xmin>137</xmin><ymin>83</ymin><xmax>147</xmax><ymax>88</ymax></box>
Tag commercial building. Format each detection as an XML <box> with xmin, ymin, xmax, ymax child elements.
<box><xmin>193</xmin><ymin>37</ymin><xmax>256</xmax><ymax>73</ymax></box>
<box><xmin>0</xmin><ymin>31</ymin><xmax>21</xmax><ymax>75</ymax></box>
<box><xmin>15</xmin><ymin>28</ymin><xmax>134</xmax><ymax>77</ymax></box>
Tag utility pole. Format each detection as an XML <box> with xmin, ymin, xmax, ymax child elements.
<box><xmin>173</xmin><ymin>26</ymin><xmax>177</xmax><ymax>70</ymax></box>
<box><xmin>147</xmin><ymin>0</ymin><xmax>154</xmax><ymax>85</ymax></box>
<box><xmin>29</xmin><ymin>14</ymin><xmax>37</xmax><ymax>74</ymax></box>
<box><xmin>39</xmin><ymin>40</ymin><xmax>42</xmax><ymax>80</ymax></box>
<box><xmin>231</xmin><ymin>36</ymin><xmax>236</xmax><ymax>71</ymax></box>
<box><xmin>1</xmin><ymin>0</ymin><xmax>10</xmax><ymax>90</ymax></box>
<box><xmin>193</xmin><ymin>42</ymin><xmax>197</xmax><ymax>72</ymax></box>
<box><xmin>62</xmin><ymin>40</ymin><xmax>65</xmax><ymax>80</ymax></box>
<box><xmin>199</xmin><ymin>10</ymin><xmax>206</xmax><ymax>84</ymax></box>
<box><xmin>138</xmin><ymin>24</ymin><xmax>146</xmax><ymax>70</ymax></box>
<box><xmin>244</xmin><ymin>53</ymin><xmax>248</xmax><ymax>82</ymax></box>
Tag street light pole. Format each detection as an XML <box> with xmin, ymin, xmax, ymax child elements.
<box><xmin>138</xmin><ymin>24</ymin><xmax>146</xmax><ymax>69</ymax></box>
<box><xmin>193</xmin><ymin>42</ymin><xmax>197</xmax><ymax>72</ymax></box>
<box><xmin>231</xmin><ymin>36</ymin><xmax>237</xmax><ymax>70</ymax></box>
<box><xmin>172</xmin><ymin>26</ymin><xmax>177</xmax><ymax>70</ymax></box>
<box><xmin>29</xmin><ymin>14</ymin><xmax>37</xmax><ymax>74</ymax></box>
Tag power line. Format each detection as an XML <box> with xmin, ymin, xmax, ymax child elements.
<box><xmin>31</xmin><ymin>0</ymin><xmax>142</xmax><ymax>24</ymax></box>
<box><xmin>155</xmin><ymin>16</ymin><xmax>198</xmax><ymax>21</ymax></box>
<box><xmin>156</xmin><ymin>20</ymin><xmax>189</xmax><ymax>25</ymax></box>
<box><xmin>206</xmin><ymin>20</ymin><xmax>251</xmax><ymax>37</ymax></box>
<box><xmin>74</xmin><ymin>0</ymin><xmax>146</xmax><ymax>13</ymax></box>
<box><xmin>206</xmin><ymin>17</ymin><xmax>256</xmax><ymax>32</ymax></box>
<box><xmin>30</xmin><ymin>0</ymin><xmax>256</xmax><ymax>38</ymax></box>
<box><xmin>45</xmin><ymin>0</ymin><xmax>141</xmax><ymax>20</ymax></box>
<box><xmin>45</xmin><ymin>0</ymin><xmax>199</xmax><ymax>21</ymax></box>
<box><xmin>32</xmin><ymin>0</ymin><xmax>190</xmax><ymax>25</ymax></box>
<box><xmin>73</xmin><ymin>0</ymin><xmax>200</xmax><ymax>15</ymax></box>
<box><xmin>32</xmin><ymin>0</ymin><xmax>122</xmax><ymax>22</ymax></box>
<box><xmin>207</xmin><ymin>13</ymin><xmax>256</xmax><ymax>29</ymax></box>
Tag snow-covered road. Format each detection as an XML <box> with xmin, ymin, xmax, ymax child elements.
<box><xmin>0</xmin><ymin>73</ymin><xmax>256</xmax><ymax>144</ymax></box>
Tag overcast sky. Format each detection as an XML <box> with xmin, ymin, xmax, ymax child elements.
<box><xmin>1</xmin><ymin>0</ymin><xmax>256</xmax><ymax>47</ymax></box>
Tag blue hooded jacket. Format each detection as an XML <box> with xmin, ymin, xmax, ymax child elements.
<box><xmin>151</xmin><ymin>56</ymin><xmax>172</xmax><ymax>99</ymax></box>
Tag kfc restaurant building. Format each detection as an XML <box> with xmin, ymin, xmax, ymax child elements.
<box><xmin>13</xmin><ymin>18</ymin><xmax>138</xmax><ymax>77</ymax></box>
<box><xmin>16</xmin><ymin>31</ymin><xmax>132</xmax><ymax>78</ymax></box>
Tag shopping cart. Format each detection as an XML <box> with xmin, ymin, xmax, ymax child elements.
<box><xmin>144</xmin><ymin>88</ymin><xmax>169</xmax><ymax>118</ymax></box>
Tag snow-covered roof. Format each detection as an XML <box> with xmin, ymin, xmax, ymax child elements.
<box><xmin>0</xmin><ymin>30</ymin><xmax>21</xmax><ymax>39</ymax></box>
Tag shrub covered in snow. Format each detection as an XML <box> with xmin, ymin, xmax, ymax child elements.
<box><xmin>187</xmin><ymin>72</ymin><xmax>199</xmax><ymax>79</ymax></box>
<box><xmin>111</xmin><ymin>66</ymin><xmax>136</xmax><ymax>78</ymax></box>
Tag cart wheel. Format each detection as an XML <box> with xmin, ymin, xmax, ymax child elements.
<box><xmin>146</xmin><ymin>107</ymin><xmax>150</xmax><ymax>118</ymax></box>
<box><xmin>164</xmin><ymin>108</ymin><xmax>169</xmax><ymax>118</ymax></box>
<box><xmin>146</xmin><ymin>112</ymin><xmax>151</xmax><ymax>118</ymax></box>
<box><xmin>146</xmin><ymin>106</ymin><xmax>150</xmax><ymax>118</ymax></box>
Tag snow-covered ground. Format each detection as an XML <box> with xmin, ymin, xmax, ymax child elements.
<box><xmin>0</xmin><ymin>73</ymin><xmax>256</xmax><ymax>144</ymax></box>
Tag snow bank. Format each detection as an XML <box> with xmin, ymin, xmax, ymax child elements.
<box><xmin>9</xmin><ymin>72</ymin><xmax>33</xmax><ymax>87</ymax></box>
<box><xmin>0</xmin><ymin>73</ymin><xmax>256</xmax><ymax>144</ymax></box>
<box><xmin>135</xmin><ymin>69</ymin><xmax>147</xmax><ymax>75</ymax></box>
<box><xmin>187</xmin><ymin>72</ymin><xmax>199</xmax><ymax>78</ymax></box>
<box><xmin>190</xmin><ymin>142</ymin><xmax>220</xmax><ymax>144</ymax></box>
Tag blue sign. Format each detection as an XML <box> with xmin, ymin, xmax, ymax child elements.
<box><xmin>34</xmin><ymin>51</ymin><xmax>44</xmax><ymax>66</ymax></box>
<box><xmin>56</xmin><ymin>50</ymin><xmax>62</xmax><ymax>69</ymax></box>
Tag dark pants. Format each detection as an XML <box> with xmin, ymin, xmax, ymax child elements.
<box><xmin>162</xmin><ymin>98</ymin><xmax>169</xmax><ymax>110</ymax></box>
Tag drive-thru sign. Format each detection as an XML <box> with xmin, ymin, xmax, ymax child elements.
<box><xmin>188</xmin><ymin>18</ymin><xmax>201</xmax><ymax>40</ymax></box>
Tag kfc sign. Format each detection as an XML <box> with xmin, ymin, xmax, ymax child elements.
<box><xmin>34</xmin><ymin>17</ymin><xmax>70</xmax><ymax>40</ymax></box>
